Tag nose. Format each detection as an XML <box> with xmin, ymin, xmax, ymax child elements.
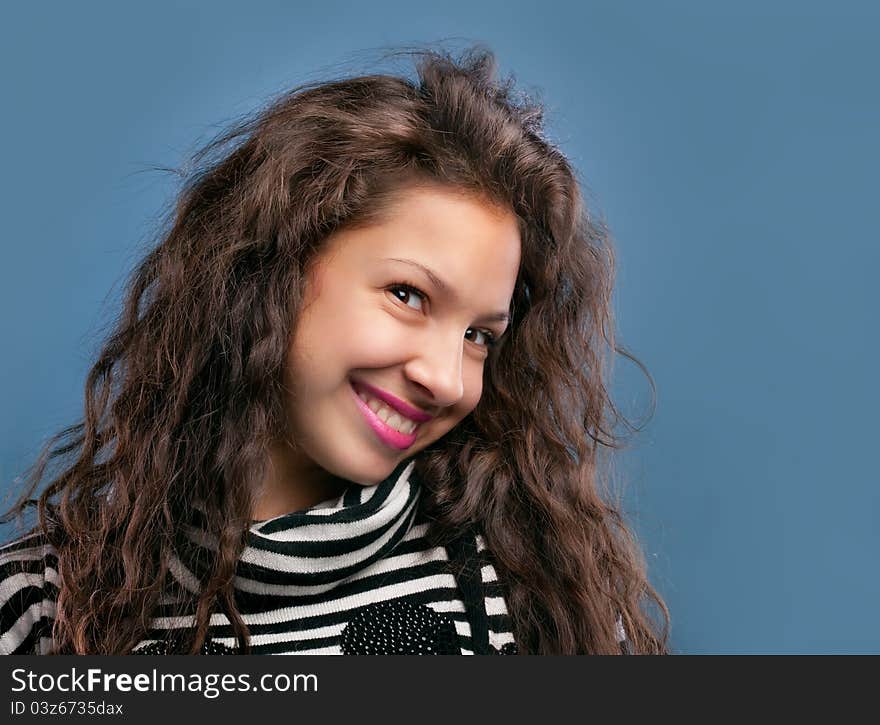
<box><xmin>403</xmin><ymin>329</ymin><xmax>465</xmax><ymax>408</ymax></box>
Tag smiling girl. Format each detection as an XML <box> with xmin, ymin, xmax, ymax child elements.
<box><xmin>0</xmin><ymin>48</ymin><xmax>669</xmax><ymax>655</ymax></box>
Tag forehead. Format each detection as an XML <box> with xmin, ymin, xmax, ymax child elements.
<box><xmin>318</xmin><ymin>185</ymin><xmax>522</xmax><ymax>300</ymax></box>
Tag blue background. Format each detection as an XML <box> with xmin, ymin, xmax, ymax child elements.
<box><xmin>1</xmin><ymin>1</ymin><xmax>877</xmax><ymax>654</ymax></box>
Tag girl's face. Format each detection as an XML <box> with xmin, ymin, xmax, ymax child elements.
<box><xmin>279</xmin><ymin>185</ymin><xmax>521</xmax><ymax>494</ymax></box>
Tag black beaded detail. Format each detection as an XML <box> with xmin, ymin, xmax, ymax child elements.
<box><xmin>341</xmin><ymin>600</ymin><xmax>460</xmax><ymax>655</ymax></box>
<box><xmin>491</xmin><ymin>641</ymin><xmax>518</xmax><ymax>655</ymax></box>
<box><xmin>132</xmin><ymin>636</ymin><xmax>236</xmax><ymax>655</ymax></box>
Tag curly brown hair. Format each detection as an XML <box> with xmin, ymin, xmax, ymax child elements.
<box><xmin>2</xmin><ymin>46</ymin><xmax>669</xmax><ymax>654</ymax></box>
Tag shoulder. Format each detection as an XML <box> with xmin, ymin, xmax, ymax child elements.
<box><xmin>0</xmin><ymin>530</ymin><xmax>59</xmax><ymax>655</ymax></box>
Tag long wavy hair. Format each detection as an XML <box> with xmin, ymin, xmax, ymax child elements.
<box><xmin>2</xmin><ymin>46</ymin><xmax>668</xmax><ymax>654</ymax></box>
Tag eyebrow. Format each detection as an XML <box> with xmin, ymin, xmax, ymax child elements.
<box><xmin>384</xmin><ymin>257</ymin><xmax>511</xmax><ymax>324</ymax></box>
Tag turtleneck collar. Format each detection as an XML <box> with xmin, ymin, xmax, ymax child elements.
<box><xmin>169</xmin><ymin>457</ymin><xmax>421</xmax><ymax>599</ymax></box>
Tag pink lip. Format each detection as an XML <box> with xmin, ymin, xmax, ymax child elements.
<box><xmin>351</xmin><ymin>383</ymin><xmax>421</xmax><ymax>451</ymax></box>
<box><xmin>350</xmin><ymin>380</ymin><xmax>434</xmax><ymax>423</ymax></box>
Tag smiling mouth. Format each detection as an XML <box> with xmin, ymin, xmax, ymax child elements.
<box><xmin>350</xmin><ymin>382</ymin><xmax>422</xmax><ymax>435</ymax></box>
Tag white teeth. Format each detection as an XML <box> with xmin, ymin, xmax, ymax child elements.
<box><xmin>386</xmin><ymin>412</ymin><xmax>404</xmax><ymax>429</ymax></box>
<box><xmin>355</xmin><ymin>386</ymin><xmax>420</xmax><ymax>435</ymax></box>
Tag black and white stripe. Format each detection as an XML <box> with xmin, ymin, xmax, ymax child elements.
<box><xmin>0</xmin><ymin>532</ymin><xmax>59</xmax><ymax>655</ymax></box>
<box><xmin>0</xmin><ymin>457</ymin><xmax>517</xmax><ymax>655</ymax></box>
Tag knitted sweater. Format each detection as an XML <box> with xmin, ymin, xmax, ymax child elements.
<box><xmin>0</xmin><ymin>458</ymin><xmax>518</xmax><ymax>655</ymax></box>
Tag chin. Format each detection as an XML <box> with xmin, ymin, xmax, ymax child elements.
<box><xmin>326</xmin><ymin>450</ymin><xmax>402</xmax><ymax>487</ymax></box>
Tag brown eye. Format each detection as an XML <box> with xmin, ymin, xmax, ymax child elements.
<box><xmin>465</xmin><ymin>328</ymin><xmax>497</xmax><ymax>348</ymax></box>
<box><xmin>388</xmin><ymin>284</ymin><xmax>426</xmax><ymax>312</ymax></box>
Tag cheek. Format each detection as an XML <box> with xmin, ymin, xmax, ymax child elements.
<box><xmin>452</xmin><ymin>366</ymin><xmax>485</xmax><ymax>420</ymax></box>
<box><xmin>465</xmin><ymin>370</ymin><xmax>485</xmax><ymax>410</ymax></box>
<box><xmin>343</xmin><ymin>314</ymin><xmax>418</xmax><ymax>368</ymax></box>
<box><xmin>291</xmin><ymin>305</ymin><xmax>416</xmax><ymax>377</ymax></box>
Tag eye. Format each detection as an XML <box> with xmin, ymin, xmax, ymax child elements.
<box><xmin>465</xmin><ymin>327</ymin><xmax>497</xmax><ymax>348</ymax></box>
<box><xmin>388</xmin><ymin>282</ymin><xmax>499</xmax><ymax>349</ymax></box>
<box><xmin>387</xmin><ymin>283</ymin><xmax>427</xmax><ymax>312</ymax></box>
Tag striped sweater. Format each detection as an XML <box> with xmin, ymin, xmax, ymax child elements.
<box><xmin>0</xmin><ymin>457</ymin><xmax>518</xmax><ymax>655</ymax></box>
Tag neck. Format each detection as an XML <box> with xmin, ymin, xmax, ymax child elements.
<box><xmin>252</xmin><ymin>441</ymin><xmax>349</xmax><ymax>521</ymax></box>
